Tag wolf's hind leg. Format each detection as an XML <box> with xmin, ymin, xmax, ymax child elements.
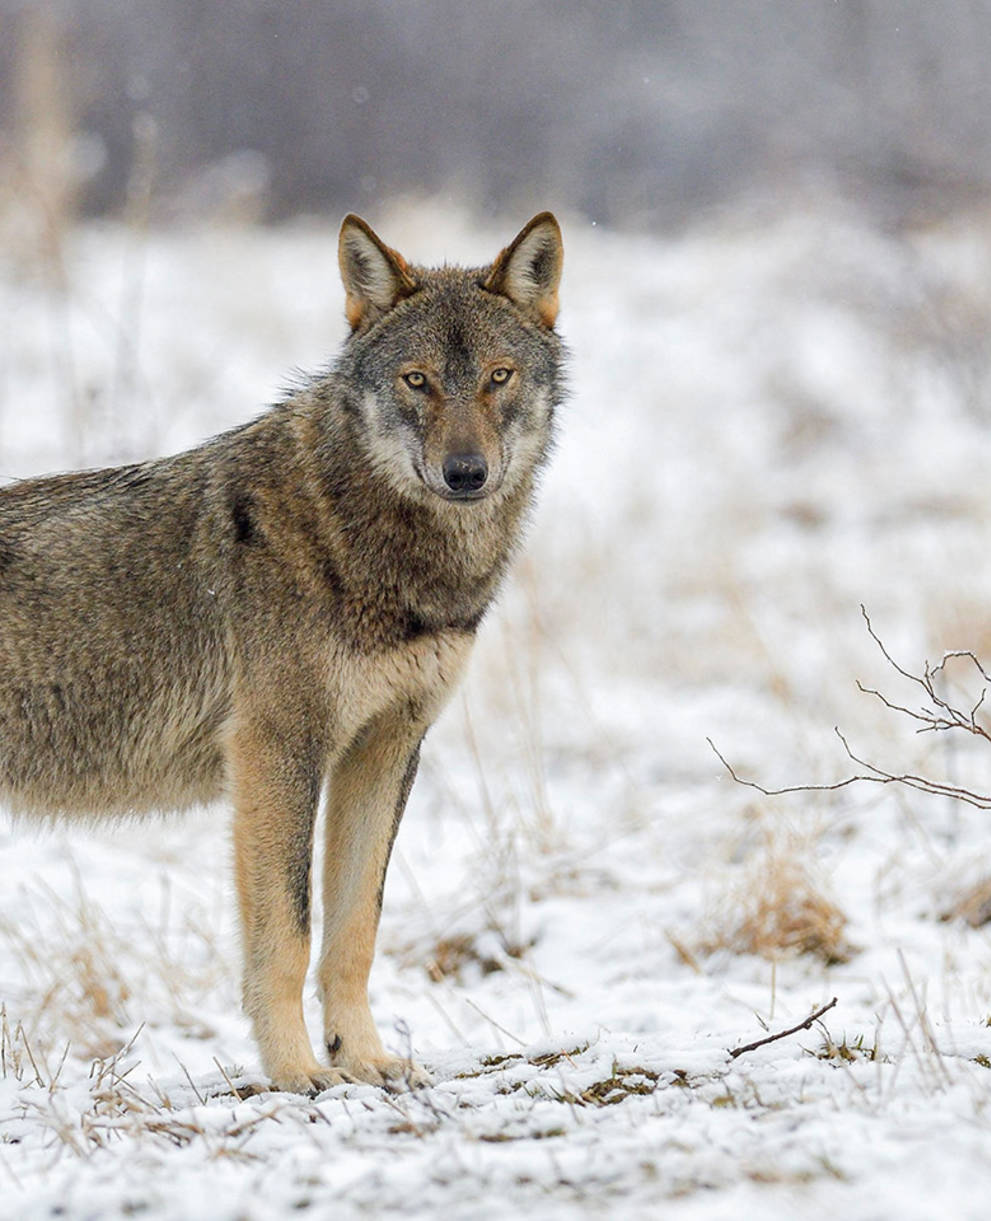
<box><xmin>318</xmin><ymin>715</ymin><xmax>427</xmax><ymax>1088</ymax></box>
<box><xmin>230</xmin><ymin>722</ymin><xmax>344</xmax><ymax>1094</ymax></box>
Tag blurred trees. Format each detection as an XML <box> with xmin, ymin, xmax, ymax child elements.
<box><xmin>2</xmin><ymin>0</ymin><xmax>991</xmax><ymax>228</ymax></box>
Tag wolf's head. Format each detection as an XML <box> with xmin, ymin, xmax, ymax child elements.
<box><xmin>335</xmin><ymin>212</ymin><xmax>564</xmax><ymax>506</ymax></box>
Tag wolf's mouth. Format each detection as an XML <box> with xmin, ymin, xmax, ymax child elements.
<box><xmin>413</xmin><ymin>461</ymin><xmax>498</xmax><ymax>503</ymax></box>
<box><xmin>436</xmin><ymin>486</ymin><xmax>491</xmax><ymax>503</ymax></box>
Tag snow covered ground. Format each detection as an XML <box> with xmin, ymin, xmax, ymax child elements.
<box><xmin>2</xmin><ymin>195</ymin><xmax>991</xmax><ymax>1217</ymax></box>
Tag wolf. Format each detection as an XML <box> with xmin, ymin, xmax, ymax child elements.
<box><xmin>0</xmin><ymin>212</ymin><xmax>565</xmax><ymax>1092</ymax></box>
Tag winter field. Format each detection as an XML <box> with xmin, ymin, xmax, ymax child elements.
<box><xmin>2</xmin><ymin>195</ymin><xmax>991</xmax><ymax>1218</ymax></box>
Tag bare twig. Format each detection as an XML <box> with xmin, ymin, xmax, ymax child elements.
<box><xmin>860</xmin><ymin>606</ymin><xmax>991</xmax><ymax>744</ymax></box>
<box><xmin>835</xmin><ymin>728</ymin><xmax>991</xmax><ymax>810</ymax></box>
<box><xmin>708</xmin><ymin>736</ymin><xmax>873</xmax><ymax>798</ymax></box>
<box><xmin>728</xmin><ymin>997</ymin><xmax>838</xmax><ymax>1059</ymax></box>
<box><xmin>710</xmin><ymin>729</ymin><xmax>991</xmax><ymax>812</ymax></box>
<box><xmin>709</xmin><ymin>608</ymin><xmax>991</xmax><ymax>811</ymax></box>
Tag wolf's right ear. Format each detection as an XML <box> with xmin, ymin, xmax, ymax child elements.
<box><xmin>484</xmin><ymin>212</ymin><xmax>563</xmax><ymax>328</ymax></box>
<box><xmin>338</xmin><ymin>215</ymin><xmax>418</xmax><ymax>330</ymax></box>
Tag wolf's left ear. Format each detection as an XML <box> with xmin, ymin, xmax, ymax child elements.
<box><xmin>484</xmin><ymin>212</ymin><xmax>563</xmax><ymax>328</ymax></box>
<box><xmin>338</xmin><ymin>214</ymin><xmax>418</xmax><ymax>330</ymax></box>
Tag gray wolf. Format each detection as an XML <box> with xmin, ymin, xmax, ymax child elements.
<box><xmin>0</xmin><ymin>212</ymin><xmax>565</xmax><ymax>1092</ymax></box>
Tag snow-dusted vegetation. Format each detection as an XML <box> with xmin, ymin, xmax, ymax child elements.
<box><xmin>3</xmin><ymin>197</ymin><xmax>991</xmax><ymax>1217</ymax></box>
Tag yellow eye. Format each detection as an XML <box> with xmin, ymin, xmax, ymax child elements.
<box><xmin>490</xmin><ymin>367</ymin><xmax>513</xmax><ymax>386</ymax></box>
<box><xmin>403</xmin><ymin>371</ymin><xmax>428</xmax><ymax>390</ymax></box>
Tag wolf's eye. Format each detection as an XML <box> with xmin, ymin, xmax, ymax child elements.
<box><xmin>403</xmin><ymin>371</ymin><xmax>428</xmax><ymax>390</ymax></box>
<box><xmin>490</xmin><ymin>367</ymin><xmax>513</xmax><ymax>386</ymax></box>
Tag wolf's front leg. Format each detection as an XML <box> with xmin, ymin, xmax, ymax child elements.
<box><xmin>230</xmin><ymin>722</ymin><xmax>344</xmax><ymax>1094</ymax></box>
<box><xmin>319</xmin><ymin>716</ymin><xmax>427</xmax><ymax>1088</ymax></box>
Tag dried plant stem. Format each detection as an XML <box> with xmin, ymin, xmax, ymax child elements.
<box><xmin>729</xmin><ymin>997</ymin><xmax>838</xmax><ymax>1059</ymax></box>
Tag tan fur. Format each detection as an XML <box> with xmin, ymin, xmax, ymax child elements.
<box><xmin>0</xmin><ymin>213</ymin><xmax>565</xmax><ymax>1093</ymax></box>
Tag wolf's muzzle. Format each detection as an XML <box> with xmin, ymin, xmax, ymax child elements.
<box><xmin>442</xmin><ymin>453</ymin><xmax>488</xmax><ymax>496</ymax></box>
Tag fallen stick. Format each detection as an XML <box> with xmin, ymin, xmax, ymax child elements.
<box><xmin>728</xmin><ymin>997</ymin><xmax>838</xmax><ymax>1059</ymax></box>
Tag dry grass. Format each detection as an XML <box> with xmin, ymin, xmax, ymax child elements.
<box><xmin>0</xmin><ymin>869</ymin><xmax>228</xmax><ymax>1063</ymax></box>
<box><xmin>456</xmin><ymin>1043</ymin><xmax>664</xmax><ymax>1110</ymax></box>
<box><xmin>423</xmin><ymin>931</ymin><xmax>532</xmax><ymax>984</ymax></box>
<box><xmin>941</xmin><ymin>876</ymin><xmax>991</xmax><ymax>928</ymax></box>
<box><xmin>699</xmin><ymin>824</ymin><xmax>854</xmax><ymax>966</ymax></box>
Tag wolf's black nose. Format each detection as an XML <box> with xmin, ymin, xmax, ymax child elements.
<box><xmin>442</xmin><ymin>453</ymin><xmax>488</xmax><ymax>494</ymax></box>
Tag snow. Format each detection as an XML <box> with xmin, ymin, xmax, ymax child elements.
<box><xmin>3</xmin><ymin>195</ymin><xmax>991</xmax><ymax>1217</ymax></box>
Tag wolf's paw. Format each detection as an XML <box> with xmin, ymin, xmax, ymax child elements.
<box><xmin>337</xmin><ymin>1055</ymin><xmax>432</xmax><ymax>1090</ymax></box>
<box><xmin>268</xmin><ymin>1064</ymin><xmax>355</xmax><ymax>1096</ymax></box>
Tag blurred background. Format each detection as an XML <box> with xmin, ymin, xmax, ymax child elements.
<box><xmin>3</xmin><ymin>0</ymin><xmax>991</xmax><ymax>232</ymax></box>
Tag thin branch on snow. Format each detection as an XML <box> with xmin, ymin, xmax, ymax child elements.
<box><xmin>728</xmin><ymin>997</ymin><xmax>838</xmax><ymax>1059</ymax></box>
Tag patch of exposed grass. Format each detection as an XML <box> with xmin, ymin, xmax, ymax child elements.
<box><xmin>699</xmin><ymin>827</ymin><xmax>854</xmax><ymax>966</ymax></box>
<box><xmin>0</xmin><ymin>870</ymin><xmax>227</xmax><ymax>1063</ymax></box>
<box><xmin>814</xmin><ymin>1032</ymin><xmax>885</xmax><ymax>1064</ymax></box>
<box><xmin>941</xmin><ymin>877</ymin><xmax>991</xmax><ymax>928</ymax></box>
<box><xmin>458</xmin><ymin>1046</ymin><xmax>663</xmax><ymax>1108</ymax></box>
<box><xmin>423</xmin><ymin>930</ymin><xmax>533</xmax><ymax>984</ymax></box>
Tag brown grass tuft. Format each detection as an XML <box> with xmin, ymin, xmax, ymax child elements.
<box><xmin>0</xmin><ymin>868</ymin><xmax>227</xmax><ymax>1062</ymax></box>
<box><xmin>700</xmin><ymin>829</ymin><xmax>855</xmax><ymax>965</ymax></box>
<box><xmin>424</xmin><ymin>930</ymin><xmax>531</xmax><ymax>983</ymax></box>
<box><xmin>941</xmin><ymin>876</ymin><xmax>991</xmax><ymax>928</ymax></box>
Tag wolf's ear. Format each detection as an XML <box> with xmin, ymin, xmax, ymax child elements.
<box><xmin>484</xmin><ymin>212</ymin><xmax>563</xmax><ymax>327</ymax></box>
<box><xmin>338</xmin><ymin>215</ymin><xmax>418</xmax><ymax>330</ymax></box>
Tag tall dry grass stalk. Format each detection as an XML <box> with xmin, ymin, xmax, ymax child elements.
<box><xmin>14</xmin><ymin>3</ymin><xmax>76</xmax><ymax>248</ymax></box>
<box><xmin>0</xmin><ymin>868</ymin><xmax>228</xmax><ymax>1064</ymax></box>
<box><xmin>8</xmin><ymin>3</ymin><xmax>87</xmax><ymax>462</ymax></box>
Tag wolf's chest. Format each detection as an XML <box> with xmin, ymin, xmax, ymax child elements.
<box><xmin>324</xmin><ymin>630</ymin><xmax>474</xmax><ymax>754</ymax></box>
